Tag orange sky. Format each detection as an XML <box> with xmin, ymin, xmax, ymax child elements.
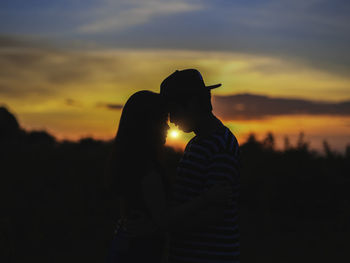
<box><xmin>1</xmin><ymin>48</ymin><xmax>350</xmax><ymax>153</ymax></box>
<box><xmin>2</xmin><ymin>0</ymin><xmax>350</xmax><ymax>154</ymax></box>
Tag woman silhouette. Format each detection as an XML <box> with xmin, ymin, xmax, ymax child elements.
<box><xmin>106</xmin><ymin>90</ymin><xmax>231</xmax><ymax>262</ymax></box>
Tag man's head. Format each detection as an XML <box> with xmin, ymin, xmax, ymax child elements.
<box><xmin>160</xmin><ymin>69</ymin><xmax>221</xmax><ymax>133</ymax></box>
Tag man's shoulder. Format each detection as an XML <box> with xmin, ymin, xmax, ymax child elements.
<box><xmin>207</xmin><ymin>126</ymin><xmax>239</xmax><ymax>155</ymax></box>
<box><xmin>188</xmin><ymin>126</ymin><xmax>239</xmax><ymax>158</ymax></box>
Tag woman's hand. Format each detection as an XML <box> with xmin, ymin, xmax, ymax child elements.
<box><xmin>203</xmin><ymin>181</ymin><xmax>233</xmax><ymax>207</ymax></box>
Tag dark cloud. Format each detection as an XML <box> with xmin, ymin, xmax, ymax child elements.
<box><xmin>0</xmin><ymin>35</ymin><xmax>26</xmax><ymax>47</ymax></box>
<box><xmin>79</xmin><ymin>0</ymin><xmax>350</xmax><ymax>77</ymax></box>
<box><xmin>213</xmin><ymin>94</ymin><xmax>350</xmax><ymax>120</ymax></box>
<box><xmin>2</xmin><ymin>0</ymin><xmax>350</xmax><ymax>77</ymax></box>
<box><xmin>0</xmin><ymin>36</ymin><xmax>120</xmax><ymax>99</ymax></box>
<box><xmin>65</xmin><ymin>98</ymin><xmax>80</xmax><ymax>107</ymax></box>
<box><xmin>96</xmin><ymin>102</ymin><xmax>123</xmax><ymax>110</ymax></box>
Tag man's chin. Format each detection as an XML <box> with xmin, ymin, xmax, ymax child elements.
<box><xmin>175</xmin><ymin>123</ymin><xmax>193</xmax><ymax>133</ymax></box>
<box><xmin>179</xmin><ymin>126</ymin><xmax>193</xmax><ymax>133</ymax></box>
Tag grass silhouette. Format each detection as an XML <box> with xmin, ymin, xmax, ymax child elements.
<box><xmin>1</xmin><ymin>106</ymin><xmax>349</xmax><ymax>262</ymax></box>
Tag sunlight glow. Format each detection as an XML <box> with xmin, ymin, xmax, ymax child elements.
<box><xmin>170</xmin><ymin>130</ymin><xmax>179</xmax><ymax>138</ymax></box>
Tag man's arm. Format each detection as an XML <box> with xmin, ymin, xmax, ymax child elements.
<box><xmin>177</xmin><ymin>150</ymin><xmax>240</xmax><ymax>231</ymax></box>
<box><xmin>206</xmin><ymin>150</ymin><xmax>240</xmax><ymax>186</ymax></box>
<box><xmin>140</xmin><ymin>170</ymin><xmax>231</xmax><ymax>232</ymax></box>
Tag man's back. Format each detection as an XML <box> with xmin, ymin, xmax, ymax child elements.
<box><xmin>169</xmin><ymin>123</ymin><xmax>240</xmax><ymax>263</ymax></box>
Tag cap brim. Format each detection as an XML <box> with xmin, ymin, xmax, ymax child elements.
<box><xmin>206</xmin><ymin>83</ymin><xmax>222</xmax><ymax>89</ymax></box>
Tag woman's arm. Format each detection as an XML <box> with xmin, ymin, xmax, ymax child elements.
<box><xmin>141</xmin><ymin>170</ymin><xmax>231</xmax><ymax>232</ymax></box>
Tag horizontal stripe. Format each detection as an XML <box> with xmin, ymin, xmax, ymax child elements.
<box><xmin>169</xmin><ymin>247</ymin><xmax>240</xmax><ymax>261</ymax></box>
<box><xmin>177</xmin><ymin>166</ymin><xmax>203</xmax><ymax>178</ymax></box>
<box><xmin>171</xmin><ymin>235</ymin><xmax>240</xmax><ymax>246</ymax></box>
<box><xmin>201</xmin><ymin>138</ymin><xmax>220</xmax><ymax>153</ymax></box>
<box><xmin>207</xmin><ymin>162</ymin><xmax>238</xmax><ymax>174</ymax></box>
<box><xmin>171</xmin><ymin>186</ymin><xmax>199</xmax><ymax>200</ymax></box>
<box><xmin>188</xmin><ymin>144</ymin><xmax>212</xmax><ymax>158</ymax></box>
<box><xmin>171</xmin><ymin>239</ymin><xmax>239</xmax><ymax>248</ymax></box>
<box><xmin>207</xmin><ymin>220</ymin><xmax>239</xmax><ymax>230</ymax></box>
<box><xmin>212</xmin><ymin>133</ymin><xmax>228</xmax><ymax>148</ymax></box>
<box><xmin>211</xmin><ymin>134</ymin><xmax>227</xmax><ymax>151</ymax></box>
<box><xmin>184</xmin><ymin>229</ymin><xmax>239</xmax><ymax>239</ymax></box>
<box><xmin>211</xmin><ymin>153</ymin><xmax>239</xmax><ymax>165</ymax></box>
<box><xmin>224</xmin><ymin>214</ymin><xmax>238</xmax><ymax>222</ymax></box>
<box><xmin>170</xmin><ymin>245</ymin><xmax>239</xmax><ymax>255</ymax></box>
<box><xmin>181</xmin><ymin>158</ymin><xmax>207</xmax><ymax>169</ymax></box>
<box><xmin>175</xmin><ymin>174</ymin><xmax>204</xmax><ymax>186</ymax></box>
<box><xmin>172</xmin><ymin>183</ymin><xmax>201</xmax><ymax>195</ymax></box>
<box><xmin>184</xmin><ymin>225</ymin><xmax>239</xmax><ymax>236</ymax></box>
<box><xmin>186</xmin><ymin>152</ymin><xmax>208</xmax><ymax>165</ymax></box>
<box><xmin>169</xmin><ymin>254</ymin><xmax>240</xmax><ymax>263</ymax></box>
<box><xmin>175</xmin><ymin>176</ymin><xmax>203</xmax><ymax>190</ymax></box>
<box><xmin>206</xmin><ymin>173</ymin><xmax>237</xmax><ymax>185</ymax></box>
<box><xmin>180</xmin><ymin>159</ymin><xmax>206</xmax><ymax>172</ymax></box>
<box><xmin>186</xmin><ymin>150</ymin><xmax>207</xmax><ymax>160</ymax></box>
<box><xmin>207</xmin><ymin>169</ymin><xmax>238</xmax><ymax>178</ymax></box>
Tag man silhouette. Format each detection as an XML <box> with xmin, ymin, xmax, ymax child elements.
<box><xmin>160</xmin><ymin>69</ymin><xmax>240</xmax><ymax>263</ymax></box>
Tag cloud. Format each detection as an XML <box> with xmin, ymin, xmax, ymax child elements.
<box><xmin>76</xmin><ymin>0</ymin><xmax>349</xmax><ymax>76</ymax></box>
<box><xmin>1</xmin><ymin>35</ymin><xmax>349</xmax><ymax>115</ymax></box>
<box><xmin>96</xmin><ymin>102</ymin><xmax>123</xmax><ymax>110</ymax></box>
<box><xmin>65</xmin><ymin>98</ymin><xmax>82</xmax><ymax>107</ymax></box>
<box><xmin>0</xmin><ymin>37</ymin><xmax>136</xmax><ymax>101</ymax></box>
<box><xmin>1</xmin><ymin>0</ymin><xmax>349</xmax><ymax>77</ymax></box>
<box><xmin>0</xmin><ymin>35</ymin><xmax>28</xmax><ymax>47</ymax></box>
<box><xmin>213</xmin><ymin>94</ymin><xmax>350</xmax><ymax>120</ymax></box>
<box><xmin>77</xmin><ymin>0</ymin><xmax>202</xmax><ymax>33</ymax></box>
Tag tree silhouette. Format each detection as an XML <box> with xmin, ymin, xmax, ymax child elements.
<box><xmin>0</xmin><ymin>106</ymin><xmax>349</xmax><ymax>263</ymax></box>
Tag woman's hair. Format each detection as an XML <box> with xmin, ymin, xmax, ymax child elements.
<box><xmin>106</xmin><ymin>90</ymin><xmax>167</xmax><ymax>201</ymax></box>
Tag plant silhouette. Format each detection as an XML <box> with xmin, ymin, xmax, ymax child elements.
<box><xmin>0</xmin><ymin>106</ymin><xmax>349</xmax><ymax>263</ymax></box>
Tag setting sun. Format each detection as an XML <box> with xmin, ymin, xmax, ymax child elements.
<box><xmin>169</xmin><ymin>130</ymin><xmax>179</xmax><ymax>138</ymax></box>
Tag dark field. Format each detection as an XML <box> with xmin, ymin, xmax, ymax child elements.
<box><xmin>1</xmin><ymin>107</ymin><xmax>350</xmax><ymax>263</ymax></box>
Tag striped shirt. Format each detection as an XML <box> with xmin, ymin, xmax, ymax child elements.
<box><xmin>169</xmin><ymin>123</ymin><xmax>240</xmax><ymax>263</ymax></box>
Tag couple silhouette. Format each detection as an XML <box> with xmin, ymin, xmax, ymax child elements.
<box><xmin>107</xmin><ymin>69</ymin><xmax>240</xmax><ymax>263</ymax></box>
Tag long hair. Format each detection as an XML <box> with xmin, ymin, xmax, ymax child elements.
<box><xmin>107</xmin><ymin>90</ymin><xmax>167</xmax><ymax>202</ymax></box>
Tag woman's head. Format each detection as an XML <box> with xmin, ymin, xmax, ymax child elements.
<box><xmin>116</xmin><ymin>90</ymin><xmax>169</xmax><ymax>150</ymax></box>
<box><xmin>108</xmin><ymin>90</ymin><xmax>169</xmax><ymax>197</ymax></box>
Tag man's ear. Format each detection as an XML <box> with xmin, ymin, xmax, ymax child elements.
<box><xmin>187</xmin><ymin>97</ymin><xmax>201</xmax><ymax>112</ymax></box>
<box><xmin>184</xmin><ymin>96</ymin><xmax>195</xmax><ymax>108</ymax></box>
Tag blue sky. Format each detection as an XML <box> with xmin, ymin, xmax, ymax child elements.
<box><xmin>1</xmin><ymin>0</ymin><xmax>349</xmax><ymax>75</ymax></box>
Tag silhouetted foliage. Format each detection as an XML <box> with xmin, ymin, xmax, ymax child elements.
<box><xmin>0</xmin><ymin>107</ymin><xmax>349</xmax><ymax>262</ymax></box>
<box><xmin>0</xmin><ymin>106</ymin><xmax>20</xmax><ymax>139</ymax></box>
<box><xmin>262</xmin><ymin>132</ymin><xmax>275</xmax><ymax>151</ymax></box>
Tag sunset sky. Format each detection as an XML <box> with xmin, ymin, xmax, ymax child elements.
<box><xmin>1</xmin><ymin>0</ymin><xmax>350</xmax><ymax>152</ymax></box>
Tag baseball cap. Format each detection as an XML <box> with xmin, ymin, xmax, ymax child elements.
<box><xmin>160</xmin><ymin>69</ymin><xmax>221</xmax><ymax>102</ymax></box>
